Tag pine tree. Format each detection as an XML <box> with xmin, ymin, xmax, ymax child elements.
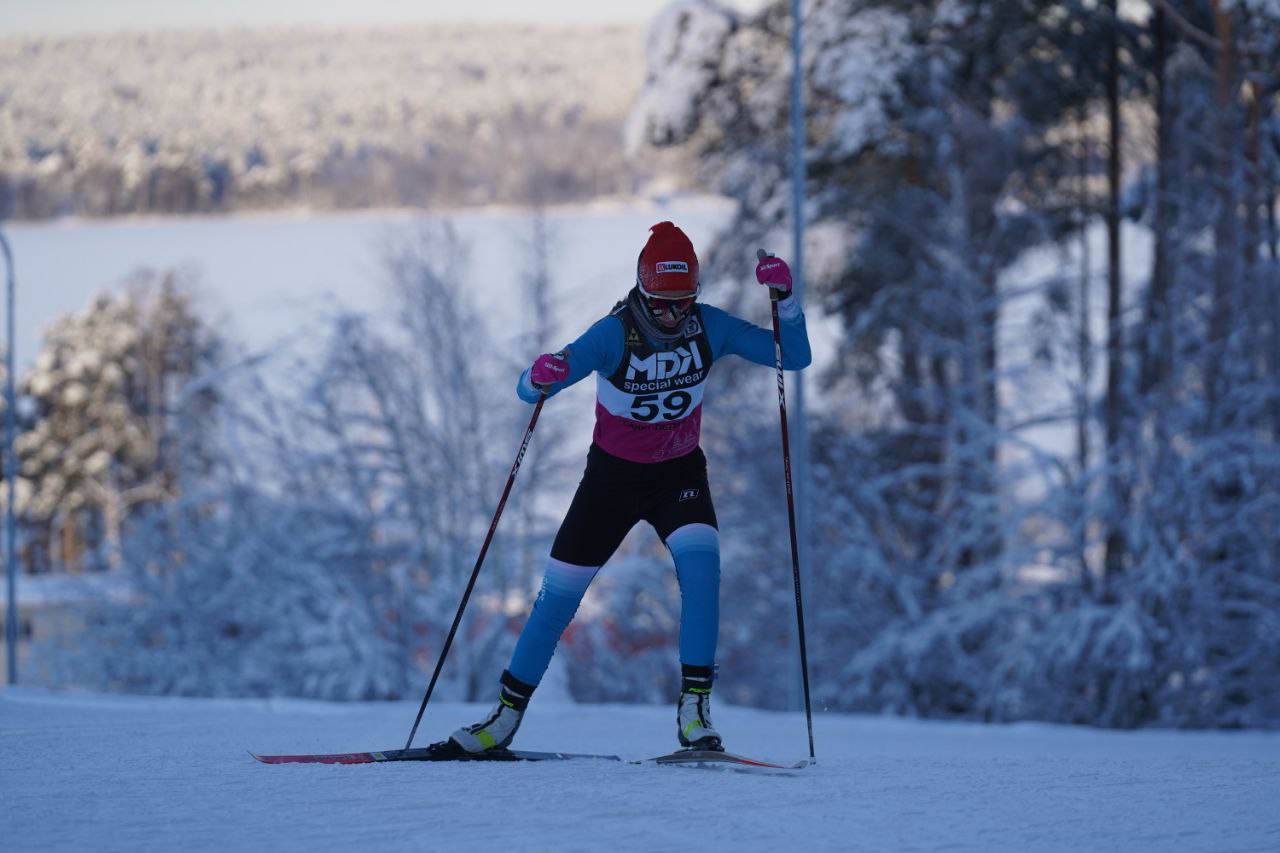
<box><xmin>630</xmin><ymin>0</ymin><xmax>1280</xmax><ymax>725</ymax></box>
<box><xmin>16</xmin><ymin>270</ymin><xmax>221</xmax><ymax>572</ymax></box>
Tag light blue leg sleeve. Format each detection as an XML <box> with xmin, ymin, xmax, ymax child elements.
<box><xmin>666</xmin><ymin>523</ymin><xmax>721</xmax><ymax>668</ymax></box>
<box><xmin>507</xmin><ymin>558</ymin><xmax>600</xmax><ymax>687</ymax></box>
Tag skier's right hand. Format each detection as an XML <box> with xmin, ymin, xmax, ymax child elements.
<box><xmin>530</xmin><ymin>352</ymin><xmax>570</xmax><ymax>388</ymax></box>
<box><xmin>755</xmin><ymin>253</ymin><xmax>793</xmax><ymax>294</ymax></box>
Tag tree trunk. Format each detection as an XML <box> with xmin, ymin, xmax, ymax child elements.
<box><xmin>1076</xmin><ymin>112</ymin><xmax>1093</xmax><ymax>588</ymax></box>
<box><xmin>981</xmin><ymin>268</ymin><xmax>998</xmax><ymax>470</ymax></box>
<box><xmin>1242</xmin><ymin>71</ymin><xmax>1263</xmax><ymax>387</ymax></box>
<box><xmin>1102</xmin><ymin>0</ymin><xmax>1126</xmax><ymax>584</ymax></box>
<box><xmin>1205</xmin><ymin>1</ymin><xmax>1240</xmax><ymax>429</ymax></box>
<box><xmin>1270</xmin><ymin>186</ymin><xmax>1279</xmax><ymax>265</ymax></box>
<box><xmin>1270</xmin><ymin>186</ymin><xmax>1280</xmax><ymax>440</ymax></box>
<box><xmin>1076</xmin><ymin>114</ymin><xmax>1092</xmax><ymax>478</ymax></box>
<box><xmin>1243</xmin><ymin>84</ymin><xmax>1261</xmax><ymax>277</ymax></box>
<box><xmin>1140</xmin><ymin>7</ymin><xmax>1175</xmax><ymax>396</ymax></box>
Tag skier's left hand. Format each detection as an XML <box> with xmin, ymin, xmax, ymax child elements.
<box><xmin>530</xmin><ymin>352</ymin><xmax>570</xmax><ymax>388</ymax></box>
<box><xmin>755</xmin><ymin>254</ymin><xmax>793</xmax><ymax>294</ymax></box>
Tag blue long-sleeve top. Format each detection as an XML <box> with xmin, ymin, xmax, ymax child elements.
<box><xmin>517</xmin><ymin>296</ymin><xmax>811</xmax><ymax>403</ymax></box>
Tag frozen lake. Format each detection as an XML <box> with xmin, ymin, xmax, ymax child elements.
<box><xmin>3</xmin><ymin>197</ymin><xmax>739</xmax><ymax>371</ymax></box>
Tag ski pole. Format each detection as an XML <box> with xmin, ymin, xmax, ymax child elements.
<box><xmin>759</xmin><ymin>248</ymin><xmax>816</xmax><ymax>761</ymax></box>
<box><xmin>404</xmin><ymin>392</ymin><xmax>548</xmax><ymax>750</ymax></box>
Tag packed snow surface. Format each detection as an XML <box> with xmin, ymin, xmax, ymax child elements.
<box><xmin>3</xmin><ymin>687</ymin><xmax>1277</xmax><ymax>852</ymax></box>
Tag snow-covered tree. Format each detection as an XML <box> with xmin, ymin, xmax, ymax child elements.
<box><xmin>198</xmin><ymin>221</ymin><xmax>573</xmax><ymax>701</ymax></box>
<box><xmin>46</xmin><ymin>485</ymin><xmax>403</xmax><ymax>699</ymax></box>
<box><xmin>15</xmin><ymin>270</ymin><xmax>221</xmax><ymax>572</ymax></box>
<box><xmin>628</xmin><ymin>0</ymin><xmax>1280</xmax><ymax>726</ymax></box>
<box><xmin>36</xmin><ymin>219</ymin><xmax>587</xmax><ymax>701</ymax></box>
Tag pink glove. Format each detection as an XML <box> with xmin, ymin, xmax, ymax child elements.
<box><xmin>530</xmin><ymin>352</ymin><xmax>569</xmax><ymax>387</ymax></box>
<box><xmin>755</xmin><ymin>254</ymin><xmax>793</xmax><ymax>293</ymax></box>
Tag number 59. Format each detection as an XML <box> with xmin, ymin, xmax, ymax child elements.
<box><xmin>630</xmin><ymin>391</ymin><xmax>693</xmax><ymax>422</ymax></box>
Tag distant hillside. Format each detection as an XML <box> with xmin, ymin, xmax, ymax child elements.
<box><xmin>0</xmin><ymin>23</ymin><xmax>659</xmax><ymax>219</ymax></box>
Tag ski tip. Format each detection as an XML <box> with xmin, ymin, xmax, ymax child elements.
<box><xmin>725</xmin><ymin>755</ymin><xmax>811</xmax><ymax>771</ymax></box>
<box><xmin>649</xmin><ymin>749</ymin><xmax>811</xmax><ymax>773</ymax></box>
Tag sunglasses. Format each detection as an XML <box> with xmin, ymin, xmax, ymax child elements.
<box><xmin>646</xmin><ymin>294</ymin><xmax>695</xmax><ymax>322</ymax></box>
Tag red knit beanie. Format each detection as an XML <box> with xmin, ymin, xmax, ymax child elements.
<box><xmin>636</xmin><ymin>221</ymin><xmax>700</xmax><ymax>298</ymax></box>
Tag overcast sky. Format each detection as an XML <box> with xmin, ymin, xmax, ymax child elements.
<box><xmin>0</xmin><ymin>0</ymin><xmax>767</xmax><ymax>35</ymax></box>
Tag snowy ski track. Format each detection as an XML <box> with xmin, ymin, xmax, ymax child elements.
<box><xmin>3</xmin><ymin>688</ymin><xmax>1277</xmax><ymax>852</ymax></box>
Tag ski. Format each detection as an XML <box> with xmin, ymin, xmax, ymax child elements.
<box><xmin>646</xmin><ymin>749</ymin><xmax>810</xmax><ymax>773</ymax></box>
<box><xmin>250</xmin><ymin>748</ymin><xmax>621</xmax><ymax>765</ymax></box>
<box><xmin>253</xmin><ymin>746</ymin><xmax>808</xmax><ymax>771</ymax></box>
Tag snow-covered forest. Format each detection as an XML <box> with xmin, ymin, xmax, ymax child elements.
<box><xmin>0</xmin><ymin>23</ymin><xmax>667</xmax><ymax>217</ymax></box>
<box><xmin>4</xmin><ymin>0</ymin><xmax>1279</xmax><ymax>732</ymax></box>
<box><xmin>625</xmin><ymin>0</ymin><xmax>1280</xmax><ymax>726</ymax></box>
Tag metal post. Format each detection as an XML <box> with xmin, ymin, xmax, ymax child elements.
<box><xmin>1</xmin><ymin>227</ymin><xmax>16</xmax><ymax>685</ymax></box>
<box><xmin>788</xmin><ymin>0</ymin><xmax>811</xmax><ymax>714</ymax></box>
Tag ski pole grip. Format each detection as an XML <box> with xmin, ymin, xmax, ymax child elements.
<box><xmin>756</xmin><ymin>249</ymin><xmax>781</xmax><ymax>302</ymax></box>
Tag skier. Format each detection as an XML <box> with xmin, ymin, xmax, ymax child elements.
<box><xmin>432</xmin><ymin>221</ymin><xmax>810</xmax><ymax>757</ymax></box>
